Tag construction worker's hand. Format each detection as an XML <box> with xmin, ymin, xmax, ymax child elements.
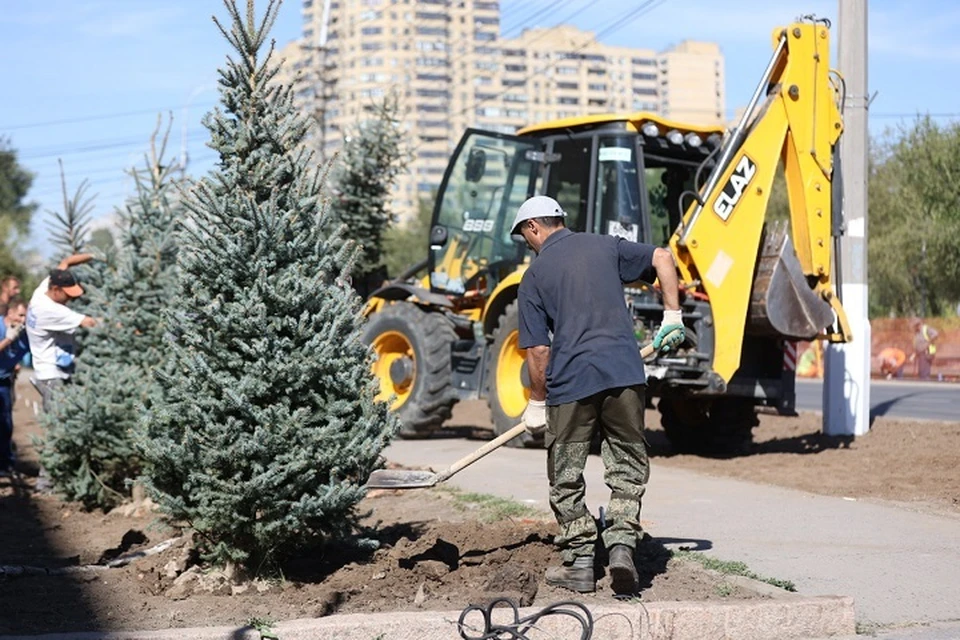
<box><xmin>522</xmin><ymin>399</ymin><xmax>547</xmax><ymax>436</ymax></box>
<box><xmin>653</xmin><ymin>309</ymin><xmax>685</xmax><ymax>354</ymax></box>
<box><xmin>6</xmin><ymin>323</ymin><xmax>24</xmax><ymax>341</ymax></box>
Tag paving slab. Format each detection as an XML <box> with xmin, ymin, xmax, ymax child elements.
<box><xmin>0</xmin><ymin>595</ymin><xmax>854</xmax><ymax>640</ymax></box>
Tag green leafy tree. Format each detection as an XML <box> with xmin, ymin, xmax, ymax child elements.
<box><xmin>39</xmin><ymin>120</ymin><xmax>183</xmax><ymax>509</ymax></box>
<box><xmin>328</xmin><ymin>91</ymin><xmax>411</xmax><ymax>296</ymax></box>
<box><xmin>138</xmin><ymin>0</ymin><xmax>396</xmax><ymax>571</ymax></box>
<box><xmin>0</xmin><ymin>138</ymin><xmax>38</xmax><ymax>280</ymax></box>
<box><xmin>868</xmin><ymin>116</ymin><xmax>960</xmax><ymax>316</ymax></box>
<box><xmin>383</xmin><ymin>196</ymin><xmax>432</xmax><ymax>279</ymax></box>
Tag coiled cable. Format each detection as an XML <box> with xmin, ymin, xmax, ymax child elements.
<box><xmin>457</xmin><ymin>597</ymin><xmax>594</xmax><ymax>640</ymax></box>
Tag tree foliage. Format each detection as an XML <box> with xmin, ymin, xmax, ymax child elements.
<box><xmin>138</xmin><ymin>0</ymin><xmax>396</xmax><ymax>571</ymax></box>
<box><xmin>383</xmin><ymin>196</ymin><xmax>432</xmax><ymax>279</ymax></box>
<box><xmin>868</xmin><ymin>116</ymin><xmax>960</xmax><ymax>316</ymax></box>
<box><xmin>328</xmin><ymin>92</ymin><xmax>411</xmax><ymax>296</ymax></box>
<box><xmin>0</xmin><ymin>138</ymin><xmax>38</xmax><ymax>280</ymax></box>
<box><xmin>39</xmin><ymin>119</ymin><xmax>183</xmax><ymax>509</ymax></box>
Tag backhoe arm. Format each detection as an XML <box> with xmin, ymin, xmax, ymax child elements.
<box><xmin>669</xmin><ymin>21</ymin><xmax>852</xmax><ymax>384</ymax></box>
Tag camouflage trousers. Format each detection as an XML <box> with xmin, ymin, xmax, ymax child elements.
<box><xmin>545</xmin><ymin>385</ymin><xmax>650</xmax><ymax>563</ymax></box>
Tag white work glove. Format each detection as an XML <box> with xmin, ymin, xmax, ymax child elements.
<box><xmin>522</xmin><ymin>399</ymin><xmax>547</xmax><ymax>436</ymax></box>
<box><xmin>653</xmin><ymin>309</ymin><xmax>685</xmax><ymax>354</ymax></box>
<box><xmin>6</xmin><ymin>323</ymin><xmax>24</xmax><ymax>341</ymax></box>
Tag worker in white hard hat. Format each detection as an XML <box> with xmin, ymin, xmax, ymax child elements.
<box><xmin>513</xmin><ymin>195</ymin><xmax>684</xmax><ymax>595</ymax></box>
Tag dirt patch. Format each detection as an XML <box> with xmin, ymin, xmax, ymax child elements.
<box><xmin>645</xmin><ymin>410</ymin><xmax>960</xmax><ymax>515</ymax></box>
<box><xmin>1</xmin><ymin>381</ymin><xmax>763</xmax><ymax>635</ymax></box>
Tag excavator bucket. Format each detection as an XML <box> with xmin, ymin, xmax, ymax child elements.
<box><xmin>748</xmin><ymin>223</ymin><xmax>834</xmax><ymax>339</ymax></box>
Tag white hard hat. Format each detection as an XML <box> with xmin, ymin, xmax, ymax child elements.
<box><xmin>510</xmin><ymin>195</ymin><xmax>567</xmax><ymax>235</ymax></box>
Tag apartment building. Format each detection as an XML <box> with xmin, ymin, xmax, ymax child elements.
<box><xmin>291</xmin><ymin>0</ymin><xmax>725</xmax><ymax>220</ymax></box>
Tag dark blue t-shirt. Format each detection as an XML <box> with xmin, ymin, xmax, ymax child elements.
<box><xmin>517</xmin><ymin>228</ymin><xmax>656</xmax><ymax>405</ymax></box>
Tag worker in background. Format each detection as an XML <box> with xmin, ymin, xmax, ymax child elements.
<box><xmin>514</xmin><ymin>196</ymin><xmax>684</xmax><ymax>596</ymax></box>
<box><xmin>878</xmin><ymin>347</ymin><xmax>906</xmax><ymax>380</ymax></box>
<box><xmin>0</xmin><ymin>298</ymin><xmax>30</xmax><ymax>477</ymax></box>
<box><xmin>910</xmin><ymin>319</ymin><xmax>939</xmax><ymax>380</ymax></box>
<box><xmin>0</xmin><ymin>277</ymin><xmax>21</xmax><ymax>307</ymax></box>
<box><xmin>26</xmin><ymin>254</ymin><xmax>98</xmax><ymax>412</ymax></box>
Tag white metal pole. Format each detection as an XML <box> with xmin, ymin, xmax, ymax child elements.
<box><xmin>824</xmin><ymin>0</ymin><xmax>871</xmax><ymax>436</ymax></box>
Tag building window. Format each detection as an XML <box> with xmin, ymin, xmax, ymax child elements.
<box><xmin>558</xmin><ymin>97</ymin><xmax>578</xmax><ymax>105</ymax></box>
<box><xmin>588</xmin><ymin>83</ymin><xmax>606</xmax><ymax>92</ymax></box>
<box><xmin>556</xmin><ymin>81</ymin><xmax>578</xmax><ymax>90</ymax></box>
<box><xmin>631</xmin><ymin>57</ymin><xmax>654</xmax><ymax>66</ymax></box>
<box><xmin>416</xmin><ymin>26</ymin><xmax>448</xmax><ymax>36</ymax></box>
<box><xmin>474</xmin><ymin>31</ymin><xmax>495</xmax><ymax>41</ymax></box>
<box><xmin>502</xmin><ymin>79</ymin><xmax>526</xmax><ymax>87</ymax></box>
<box><xmin>415</xmin><ymin>11</ymin><xmax>446</xmax><ymax>20</ymax></box>
<box><xmin>504</xmin><ymin>64</ymin><xmax>526</xmax><ymax>73</ymax></box>
<box><xmin>361</xmin><ymin>26</ymin><xmax>382</xmax><ymax>35</ymax></box>
<box><xmin>557</xmin><ymin>66</ymin><xmax>577</xmax><ymax>76</ymax></box>
<box><xmin>502</xmin><ymin>48</ymin><xmax>526</xmax><ymax>57</ymax></box>
<box><xmin>633</xmin><ymin>87</ymin><xmax>657</xmax><ymax>96</ymax></box>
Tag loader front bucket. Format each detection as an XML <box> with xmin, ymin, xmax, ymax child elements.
<box><xmin>748</xmin><ymin>224</ymin><xmax>834</xmax><ymax>339</ymax></box>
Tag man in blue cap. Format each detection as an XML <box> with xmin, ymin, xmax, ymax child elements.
<box><xmin>513</xmin><ymin>195</ymin><xmax>684</xmax><ymax>595</ymax></box>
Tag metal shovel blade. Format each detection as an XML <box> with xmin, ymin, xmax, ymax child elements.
<box><xmin>364</xmin><ymin>423</ymin><xmax>527</xmax><ymax>491</ymax></box>
<box><xmin>749</xmin><ymin>222</ymin><xmax>834</xmax><ymax>339</ymax></box>
<box><xmin>365</xmin><ymin>468</ymin><xmax>439</xmax><ymax>489</ymax></box>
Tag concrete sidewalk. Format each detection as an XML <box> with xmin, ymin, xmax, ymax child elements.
<box><xmin>381</xmin><ymin>435</ymin><xmax>960</xmax><ymax>629</ymax></box>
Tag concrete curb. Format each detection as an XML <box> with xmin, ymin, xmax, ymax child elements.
<box><xmin>3</xmin><ymin>595</ymin><xmax>856</xmax><ymax>639</ymax></box>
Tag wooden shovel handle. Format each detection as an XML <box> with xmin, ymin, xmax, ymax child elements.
<box><xmin>436</xmin><ymin>423</ymin><xmax>527</xmax><ymax>483</ymax></box>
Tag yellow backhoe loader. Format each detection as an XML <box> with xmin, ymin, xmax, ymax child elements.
<box><xmin>362</xmin><ymin>18</ymin><xmax>852</xmax><ymax>452</ymax></box>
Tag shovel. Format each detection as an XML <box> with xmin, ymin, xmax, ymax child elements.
<box><xmin>365</xmin><ymin>343</ymin><xmax>659</xmax><ymax>490</ymax></box>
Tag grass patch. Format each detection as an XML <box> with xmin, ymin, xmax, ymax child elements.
<box><xmin>436</xmin><ymin>486</ymin><xmax>544</xmax><ymax>523</ymax></box>
<box><xmin>672</xmin><ymin>550</ymin><xmax>797</xmax><ymax>592</ymax></box>
<box><xmin>246</xmin><ymin>616</ymin><xmax>279</xmax><ymax>639</ymax></box>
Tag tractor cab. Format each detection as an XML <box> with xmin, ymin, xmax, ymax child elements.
<box><xmin>427</xmin><ymin>115</ymin><xmax>725</xmax><ymax>305</ymax></box>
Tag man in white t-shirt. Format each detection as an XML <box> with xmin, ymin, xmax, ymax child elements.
<box><xmin>27</xmin><ymin>259</ymin><xmax>97</xmax><ymax>412</ymax></box>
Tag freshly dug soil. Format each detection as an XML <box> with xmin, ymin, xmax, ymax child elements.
<box><xmin>1</xmin><ymin>381</ymin><xmax>763</xmax><ymax>635</ymax></box>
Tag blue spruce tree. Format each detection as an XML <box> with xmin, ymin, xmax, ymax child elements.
<box><xmin>40</xmin><ymin>121</ymin><xmax>182</xmax><ymax>509</ymax></box>
<box><xmin>328</xmin><ymin>92</ymin><xmax>410</xmax><ymax>297</ymax></box>
<box><xmin>138</xmin><ymin>0</ymin><xmax>396</xmax><ymax>571</ymax></box>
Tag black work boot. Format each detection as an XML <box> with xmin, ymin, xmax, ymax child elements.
<box><xmin>545</xmin><ymin>555</ymin><xmax>595</xmax><ymax>593</ymax></box>
<box><xmin>608</xmin><ymin>544</ymin><xmax>639</xmax><ymax>594</ymax></box>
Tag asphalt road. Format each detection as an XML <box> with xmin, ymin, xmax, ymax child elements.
<box><xmin>795</xmin><ymin>378</ymin><xmax>958</xmax><ymax>422</ymax></box>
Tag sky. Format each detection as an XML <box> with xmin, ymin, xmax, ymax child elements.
<box><xmin>2</xmin><ymin>0</ymin><xmax>958</xmax><ymax>261</ymax></box>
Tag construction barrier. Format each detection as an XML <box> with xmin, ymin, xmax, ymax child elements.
<box><xmin>794</xmin><ymin>318</ymin><xmax>960</xmax><ymax>382</ymax></box>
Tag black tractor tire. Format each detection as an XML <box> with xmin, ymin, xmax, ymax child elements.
<box><xmin>362</xmin><ymin>302</ymin><xmax>459</xmax><ymax>438</ymax></box>
<box><xmin>486</xmin><ymin>301</ymin><xmax>540</xmax><ymax>448</ymax></box>
<box><xmin>658</xmin><ymin>392</ymin><xmax>757</xmax><ymax>456</ymax></box>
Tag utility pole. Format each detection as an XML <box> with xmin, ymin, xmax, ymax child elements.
<box><xmin>824</xmin><ymin>0</ymin><xmax>870</xmax><ymax>436</ymax></box>
<box><xmin>300</xmin><ymin>0</ymin><xmax>333</xmax><ymax>163</ymax></box>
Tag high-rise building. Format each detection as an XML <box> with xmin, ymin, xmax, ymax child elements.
<box><xmin>658</xmin><ymin>41</ymin><xmax>725</xmax><ymax>124</ymax></box>
<box><xmin>290</xmin><ymin>0</ymin><xmax>725</xmax><ymax>221</ymax></box>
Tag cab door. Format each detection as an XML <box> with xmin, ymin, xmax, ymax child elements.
<box><xmin>429</xmin><ymin>130</ymin><xmax>541</xmax><ymax>296</ymax></box>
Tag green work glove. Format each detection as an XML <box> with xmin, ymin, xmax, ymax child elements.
<box><xmin>653</xmin><ymin>309</ymin><xmax>685</xmax><ymax>354</ymax></box>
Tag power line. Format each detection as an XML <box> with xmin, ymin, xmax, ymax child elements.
<box><xmin>0</xmin><ymin>100</ymin><xmax>219</xmax><ymax>132</ymax></box>
<box><xmin>501</xmin><ymin>0</ymin><xmax>580</xmax><ymax>39</ymax></box>
<box><xmin>456</xmin><ymin>0</ymin><xmax>668</xmax><ymax>120</ymax></box>
<box><xmin>20</xmin><ymin>129</ymin><xmax>209</xmax><ymax>161</ymax></box>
